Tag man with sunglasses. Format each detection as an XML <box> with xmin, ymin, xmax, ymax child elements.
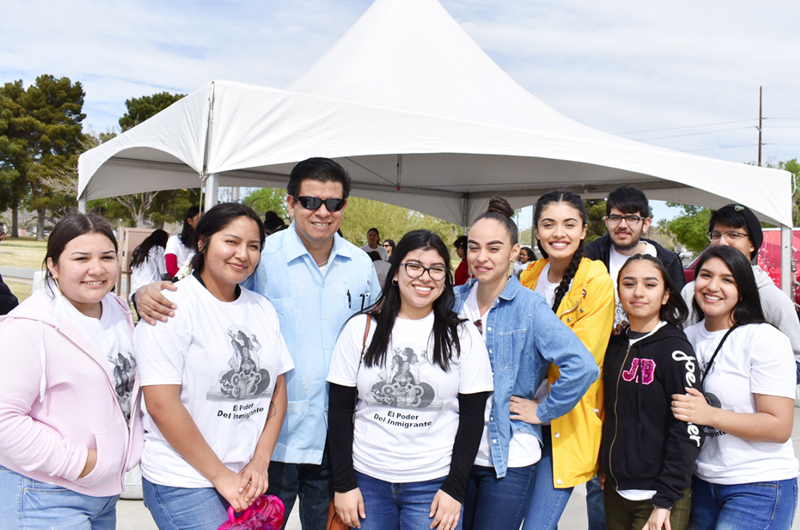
<box><xmin>583</xmin><ymin>186</ymin><xmax>684</xmax><ymax>530</ymax></box>
<box><xmin>135</xmin><ymin>157</ymin><xmax>380</xmax><ymax>530</ymax></box>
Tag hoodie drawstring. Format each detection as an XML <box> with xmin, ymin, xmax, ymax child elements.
<box><xmin>38</xmin><ymin>321</ymin><xmax>47</xmax><ymax>402</ymax></box>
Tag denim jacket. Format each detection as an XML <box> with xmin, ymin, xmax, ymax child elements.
<box><xmin>453</xmin><ymin>276</ymin><xmax>598</xmax><ymax>478</ymax></box>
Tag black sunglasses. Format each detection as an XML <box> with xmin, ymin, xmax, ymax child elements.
<box><xmin>293</xmin><ymin>196</ymin><xmax>346</xmax><ymax>212</ymax></box>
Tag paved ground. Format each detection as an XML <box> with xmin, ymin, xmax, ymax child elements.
<box><xmin>0</xmin><ymin>264</ymin><xmax>35</xmax><ymax>280</ymax></box>
<box><xmin>118</xmin><ymin>406</ymin><xmax>800</xmax><ymax>529</ymax></box>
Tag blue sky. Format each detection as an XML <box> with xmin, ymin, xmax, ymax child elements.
<box><xmin>3</xmin><ymin>0</ymin><xmax>798</xmax><ymax>221</ymax></box>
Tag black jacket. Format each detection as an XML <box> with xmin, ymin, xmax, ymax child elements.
<box><xmin>584</xmin><ymin>234</ymin><xmax>686</xmax><ymax>290</ymax></box>
<box><xmin>600</xmin><ymin>323</ymin><xmax>704</xmax><ymax>509</ymax></box>
<box><xmin>0</xmin><ymin>272</ymin><xmax>19</xmax><ymax>316</ymax></box>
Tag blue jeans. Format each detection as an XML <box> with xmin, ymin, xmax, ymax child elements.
<box><xmin>355</xmin><ymin>471</ymin><xmax>463</xmax><ymax>530</ymax></box>
<box><xmin>585</xmin><ymin>475</ymin><xmax>606</xmax><ymax>530</ymax></box>
<box><xmin>0</xmin><ymin>465</ymin><xmax>118</xmax><ymax>529</ymax></box>
<box><xmin>692</xmin><ymin>475</ymin><xmax>798</xmax><ymax>530</ymax></box>
<box><xmin>267</xmin><ymin>445</ymin><xmax>333</xmax><ymax>530</ymax></box>
<box><xmin>142</xmin><ymin>477</ymin><xmax>229</xmax><ymax>530</ymax></box>
<box><xmin>462</xmin><ymin>464</ymin><xmax>536</xmax><ymax>530</ymax></box>
<box><xmin>522</xmin><ymin>428</ymin><xmax>574</xmax><ymax>530</ymax></box>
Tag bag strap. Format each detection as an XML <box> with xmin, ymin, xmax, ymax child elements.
<box><xmin>702</xmin><ymin>323</ymin><xmax>740</xmax><ymax>383</ymax></box>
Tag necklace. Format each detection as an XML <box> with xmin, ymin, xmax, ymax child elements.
<box><xmin>317</xmin><ymin>259</ymin><xmax>329</xmax><ymax>267</ymax></box>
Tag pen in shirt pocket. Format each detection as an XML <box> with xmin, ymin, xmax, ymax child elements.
<box><xmin>347</xmin><ymin>290</ymin><xmax>351</xmax><ymax>309</ymax></box>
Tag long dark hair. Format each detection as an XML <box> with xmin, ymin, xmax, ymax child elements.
<box><xmin>179</xmin><ymin>205</ymin><xmax>200</xmax><ymax>246</ymax></box>
<box><xmin>534</xmin><ymin>190</ymin><xmax>588</xmax><ymax>313</ymax></box>
<box><xmin>130</xmin><ymin>229</ymin><xmax>169</xmax><ymax>268</ymax></box>
<box><xmin>360</xmin><ymin>229</ymin><xmax>464</xmax><ymax>371</ymax></box>
<box><xmin>692</xmin><ymin>246</ymin><xmax>765</xmax><ymax>326</ymax></box>
<box><xmin>44</xmin><ymin>213</ymin><xmax>117</xmax><ymax>294</ymax></box>
<box><xmin>190</xmin><ymin>203</ymin><xmax>265</xmax><ymax>274</ymax></box>
<box><xmin>618</xmin><ymin>254</ymin><xmax>688</xmax><ymax>326</ymax></box>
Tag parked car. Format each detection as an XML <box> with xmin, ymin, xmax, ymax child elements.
<box><xmin>684</xmin><ymin>228</ymin><xmax>800</xmax><ymax>307</ymax></box>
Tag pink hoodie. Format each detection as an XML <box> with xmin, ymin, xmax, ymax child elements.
<box><xmin>0</xmin><ymin>289</ymin><xmax>144</xmax><ymax>497</ymax></box>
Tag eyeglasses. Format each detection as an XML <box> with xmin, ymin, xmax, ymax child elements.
<box><xmin>399</xmin><ymin>262</ymin><xmax>448</xmax><ymax>281</ymax></box>
<box><xmin>708</xmin><ymin>230</ymin><xmax>749</xmax><ymax>243</ymax></box>
<box><xmin>605</xmin><ymin>214</ymin><xmax>646</xmax><ymax>226</ymax></box>
<box><xmin>293</xmin><ymin>196</ymin><xmax>346</xmax><ymax>212</ymax></box>
<box><xmin>382</xmin><ymin>243</ymin><xmax>391</xmax><ymax>248</ymax></box>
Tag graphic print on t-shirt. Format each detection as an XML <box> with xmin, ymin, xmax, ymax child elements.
<box><xmin>207</xmin><ymin>325</ymin><xmax>273</xmax><ymax>401</ymax></box>
<box><xmin>109</xmin><ymin>348</ymin><xmax>137</xmax><ymax>422</ymax></box>
<box><xmin>368</xmin><ymin>345</ymin><xmax>440</xmax><ymax>410</ymax></box>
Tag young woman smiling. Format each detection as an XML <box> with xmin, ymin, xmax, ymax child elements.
<box><xmin>672</xmin><ymin>246</ymin><xmax>798</xmax><ymax>530</ymax></box>
<box><xmin>519</xmin><ymin>190</ymin><xmax>615</xmax><ymax>530</ymax></box>
<box><xmin>134</xmin><ymin>203</ymin><xmax>292</xmax><ymax>529</ymax></box>
<box><xmin>453</xmin><ymin>197</ymin><xmax>598</xmax><ymax>530</ymax></box>
<box><xmin>327</xmin><ymin>229</ymin><xmax>494</xmax><ymax>530</ymax></box>
<box><xmin>0</xmin><ymin>214</ymin><xmax>143</xmax><ymax>528</ymax></box>
<box><xmin>599</xmin><ymin>255</ymin><xmax>701</xmax><ymax>530</ymax></box>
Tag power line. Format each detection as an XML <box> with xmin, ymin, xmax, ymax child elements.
<box><xmin>565</xmin><ymin>88</ymin><xmax>754</xmax><ymax>114</ymax></box>
<box><xmin>684</xmin><ymin>144</ymin><xmax>755</xmax><ymax>152</ymax></box>
<box><xmin>613</xmin><ymin>119</ymin><xmax>755</xmax><ymax>135</ymax></box>
<box><xmin>631</xmin><ymin>126</ymin><xmax>754</xmax><ymax>141</ymax></box>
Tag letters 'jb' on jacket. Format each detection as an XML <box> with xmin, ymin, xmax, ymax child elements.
<box><xmin>519</xmin><ymin>257</ymin><xmax>614</xmax><ymax>488</ymax></box>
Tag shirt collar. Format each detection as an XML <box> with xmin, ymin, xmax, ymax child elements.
<box><xmin>283</xmin><ymin>221</ymin><xmax>355</xmax><ymax>264</ymax></box>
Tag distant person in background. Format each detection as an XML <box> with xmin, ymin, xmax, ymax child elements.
<box><xmin>0</xmin><ymin>272</ymin><xmax>18</xmax><ymax>315</ymax></box>
<box><xmin>360</xmin><ymin>228</ymin><xmax>388</xmax><ymax>261</ymax></box>
<box><xmin>367</xmin><ymin>250</ymin><xmax>391</xmax><ymax>288</ymax></box>
<box><xmin>264</xmin><ymin>211</ymin><xmax>288</xmax><ymax>236</ymax></box>
<box><xmin>382</xmin><ymin>239</ymin><xmax>395</xmax><ymax>259</ymax></box>
<box><xmin>454</xmin><ymin>235</ymin><xmax>471</xmax><ymax>286</ymax></box>
<box><xmin>513</xmin><ymin>247</ymin><xmax>534</xmax><ymax>278</ymax></box>
<box><xmin>681</xmin><ymin>204</ymin><xmax>800</xmax><ymax>381</ymax></box>
<box><xmin>165</xmin><ymin>205</ymin><xmax>200</xmax><ymax>278</ymax></box>
<box><xmin>129</xmin><ymin>229</ymin><xmax>169</xmax><ymax>317</ymax></box>
<box><xmin>0</xmin><ymin>221</ymin><xmax>6</xmax><ymax>243</ymax></box>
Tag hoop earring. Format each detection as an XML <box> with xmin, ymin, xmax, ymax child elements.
<box><xmin>392</xmin><ymin>279</ymin><xmax>398</xmax><ymax>286</ymax></box>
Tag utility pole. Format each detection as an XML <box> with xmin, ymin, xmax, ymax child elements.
<box><xmin>758</xmin><ymin>86</ymin><xmax>762</xmax><ymax>166</ymax></box>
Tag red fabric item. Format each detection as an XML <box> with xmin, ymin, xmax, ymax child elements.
<box><xmin>165</xmin><ymin>253</ymin><xmax>179</xmax><ymax>277</ymax></box>
<box><xmin>218</xmin><ymin>494</ymin><xmax>285</xmax><ymax>530</ymax></box>
<box><xmin>454</xmin><ymin>259</ymin><xmax>470</xmax><ymax>286</ymax></box>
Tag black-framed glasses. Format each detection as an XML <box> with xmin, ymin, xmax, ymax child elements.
<box><xmin>605</xmin><ymin>214</ymin><xmax>646</xmax><ymax>226</ymax></box>
<box><xmin>708</xmin><ymin>230</ymin><xmax>749</xmax><ymax>243</ymax></box>
<box><xmin>400</xmin><ymin>262</ymin><xmax>448</xmax><ymax>281</ymax></box>
<box><xmin>293</xmin><ymin>196</ymin><xmax>346</xmax><ymax>212</ymax></box>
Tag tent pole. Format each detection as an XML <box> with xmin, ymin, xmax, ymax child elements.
<box><xmin>78</xmin><ymin>195</ymin><xmax>87</xmax><ymax>214</ymax></box>
<box><xmin>204</xmin><ymin>173</ymin><xmax>219</xmax><ymax>212</ymax></box>
<box><xmin>781</xmin><ymin>224</ymin><xmax>793</xmax><ymax>299</ymax></box>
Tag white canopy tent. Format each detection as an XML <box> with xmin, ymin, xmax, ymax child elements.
<box><xmin>77</xmin><ymin>0</ymin><xmax>795</xmax><ymax>292</ymax></box>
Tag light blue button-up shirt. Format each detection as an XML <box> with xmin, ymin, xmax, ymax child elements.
<box><xmin>245</xmin><ymin>222</ymin><xmax>380</xmax><ymax>464</ymax></box>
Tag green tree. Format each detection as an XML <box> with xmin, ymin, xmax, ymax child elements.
<box><xmin>243</xmin><ymin>188</ymin><xmax>288</xmax><ymax>218</ymax></box>
<box><xmin>104</xmin><ymin>91</ymin><xmax>190</xmax><ymax>227</ymax></box>
<box><xmin>584</xmin><ymin>199</ymin><xmax>606</xmax><ymax>243</ymax></box>
<box><xmin>667</xmin><ymin>204</ymin><xmax>711</xmax><ymax>254</ymax></box>
<box><xmin>0</xmin><ymin>75</ymin><xmax>86</xmax><ymax>239</ymax></box>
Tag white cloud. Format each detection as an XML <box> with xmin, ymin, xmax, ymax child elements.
<box><xmin>2</xmin><ymin>0</ymin><xmax>798</xmax><ymax>164</ymax></box>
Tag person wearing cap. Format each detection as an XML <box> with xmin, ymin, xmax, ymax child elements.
<box><xmin>681</xmin><ymin>204</ymin><xmax>800</xmax><ymax>381</ymax></box>
<box><xmin>453</xmin><ymin>235</ymin><xmax>471</xmax><ymax>286</ymax></box>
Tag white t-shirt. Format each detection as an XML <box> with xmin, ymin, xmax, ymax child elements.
<box><xmin>533</xmin><ymin>263</ymin><xmax>559</xmax><ymax>308</ymax></box>
<box><xmin>360</xmin><ymin>244</ymin><xmax>388</xmax><ymax>261</ymax></box>
<box><xmin>461</xmin><ymin>283</ymin><xmax>541</xmax><ymax>468</ymax></box>
<box><xmin>327</xmin><ymin>312</ymin><xmax>493</xmax><ymax>483</ymax></box>
<box><xmin>165</xmin><ymin>235</ymin><xmax>195</xmax><ymax>272</ymax></box>
<box><xmin>134</xmin><ymin>275</ymin><xmax>294</xmax><ymax>488</ymax></box>
<box><xmin>684</xmin><ymin>322</ymin><xmax>799</xmax><ymax>484</ymax></box>
<box><xmin>512</xmin><ymin>261</ymin><xmax>527</xmax><ymax>279</ymax></box>
<box><xmin>130</xmin><ymin>246</ymin><xmax>167</xmax><ymax>302</ymax></box>
<box><xmin>55</xmin><ymin>292</ymin><xmax>136</xmax><ymax>423</ymax></box>
<box><xmin>609</xmin><ymin>243</ymin><xmax>657</xmax><ymax>328</ymax></box>
<box><xmin>372</xmin><ymin>260</ymin><xmax>391</xmax><ymax>289</ymax></box>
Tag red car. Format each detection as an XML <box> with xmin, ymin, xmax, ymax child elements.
<box><xmin>683</xmin><ymin>228</ymin><xmax>800</xmax><ymax>307</ymax></box>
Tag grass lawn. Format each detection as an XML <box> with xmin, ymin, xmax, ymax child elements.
<box><xmin>7</xmin><ymin>280</ymin><xmax>32</xmax><ymax>303</ymax></box>
<box><xmin>0</xmin><ymin>237</ymin><xmax>47</xmax><ymax>269</ymax></box>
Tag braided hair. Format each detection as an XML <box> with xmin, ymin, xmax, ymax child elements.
<box><xmin>533</xmin><ymin>190</ymin><xmax>588</xmax><ymax>313</ymax></box>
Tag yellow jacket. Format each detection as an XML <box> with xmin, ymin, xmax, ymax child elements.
<box><xmin>520</xmin><ymin>257</ymin><xmax>614</xmax><ymax>488</ymax></box>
